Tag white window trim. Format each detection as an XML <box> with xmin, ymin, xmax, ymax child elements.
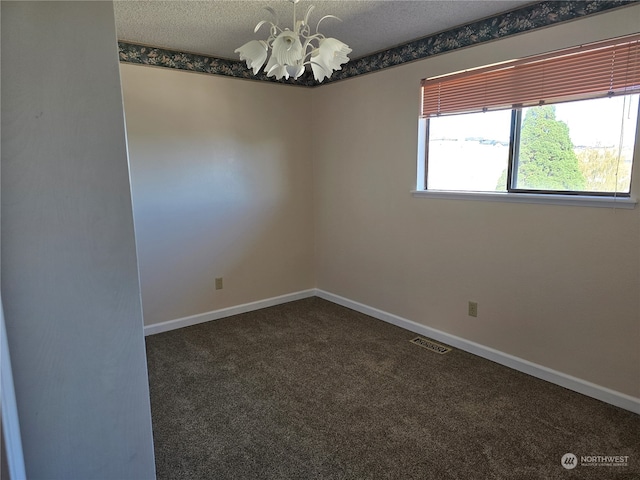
<box><xmin>411</xmin><ymin>189</ymin><xmax>637</xmax><ymax>209</ymax></box>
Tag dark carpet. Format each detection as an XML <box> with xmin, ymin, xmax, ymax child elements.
<box><xmin>145</xmin><ymin>297</ymin><xmax>640</xmax><ymax>479</ymax></box>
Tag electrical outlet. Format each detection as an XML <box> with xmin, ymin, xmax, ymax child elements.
<box><xmin>215</xmin><ymin>277</ymin><xmax>223</xmax><ymax>290</ymax></box>
<box><xmin>468</xmin><ymin>301</ymin><xmax>478</xmax><ymax>317</ymax></box>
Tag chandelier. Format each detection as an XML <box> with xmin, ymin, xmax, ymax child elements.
<box><xmin>235</xmin><ymin>0</ymin><xmax>351</xmax><ymax>82</ymax></box>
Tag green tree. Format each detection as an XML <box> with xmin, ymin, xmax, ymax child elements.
<box><xmin>516</xmin><ymin>105</ymin><xmax>585</xmax><ymax>190</ymax></box>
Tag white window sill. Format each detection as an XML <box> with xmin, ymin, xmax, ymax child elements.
<box><xmin>411</xmin><ymin>190</ymin><xmax>637</xmax><ymax>209</ymax></box>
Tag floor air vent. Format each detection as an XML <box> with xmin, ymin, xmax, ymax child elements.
<box><xmin>410</xmin><ymin>337</ymin><xmax>452</xmax><ymax>354</ymax></box>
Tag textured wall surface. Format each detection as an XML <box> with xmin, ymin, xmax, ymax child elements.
<box><xmin>120</xmin><ymin>64</ymin><xmax>315</xmax><ymax>326</ymax></box>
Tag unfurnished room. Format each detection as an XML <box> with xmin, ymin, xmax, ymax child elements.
<box><xmin>2</xmin><ymin>1</ymin><xmax>640</xmax><ymax>479</ymax></box>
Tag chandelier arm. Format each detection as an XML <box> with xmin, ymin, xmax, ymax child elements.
<box><xmin>255</xmin><ymin>20</ymin><xmax>277</xmax><ymax>34</ymax></box>
<box><xmin>303</xmin><ymin>5</ymin><xmax>315</xmax><ymax>27</ymax></box>
<box><xmin>301</xmin><ymin>33</ymin><xmax>322</xmax><ymax>44</ymax></box>
<box><xmin>265</xmin><ymin>32</ymin><xmax>276</xmax><ymax>46</ymax></box>
<box><xmin>264</xmin><ymin>6</ymin><xmax>279</xmax><ymax>27</ymax></box>
<box><xmin>301</xmin><ymin>33</ymin><xmax>322</xmax><ymax>58</ymax></box>
<box><xmin>298</xmin><ymin>23</ymin><xmax>313</xmax><ymax>41</ymax></box>
<box><xmin>316</xmin><ymin>14</ymin><xmax>341</xmax><ymax>34</ymax></box>
<box><xmin>269</xmin><ymin>24</ymin><xmax>282</xmax><ymax>38</ymax></box>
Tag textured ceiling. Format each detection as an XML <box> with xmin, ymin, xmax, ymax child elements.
<box><xmin>114</xmin><ymin>0</ymin><xmax>533</xmax><ymax>61</ymax></box>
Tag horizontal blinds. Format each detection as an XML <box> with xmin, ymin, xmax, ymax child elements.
<box><xmin>421</xmin><ymin>34</ymin><xmax>640</xmax><ymax>117</ymax></box>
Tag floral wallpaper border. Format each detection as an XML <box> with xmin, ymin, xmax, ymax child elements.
<box><xmin>118</xmin><ymin>0</ymin><xmax>637</xmax><ymax>87</ymax></box>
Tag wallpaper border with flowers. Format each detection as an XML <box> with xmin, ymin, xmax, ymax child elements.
<box><xmin>118</xmin><ymin>0</ymin><xmax>637</xmax><ymax>87</ymax></box>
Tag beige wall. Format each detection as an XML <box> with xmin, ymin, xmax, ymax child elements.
<box><xmin>311</xmin><ymin>5</ymin><xmax>640</xmax><ymax>397</ymax></box>
<box><xmin>120</xmin><ymin>6</ymin><xmax>640</xmax><ymax>397</ymax></box>
<box><xmin>120</xmin><ymin>65</ymin><xmax>315</xmax><ymax>325</ymax></box>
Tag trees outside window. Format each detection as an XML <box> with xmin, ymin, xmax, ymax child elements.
<box><xmin>514</xmin><ymin>105</ymin><xmax>586</xmax><ymax>191</ymax></box>
<box><xmin>427</xmin><ymin>94</ymin><xmax>638</xmax><ymax>195</ymax></box>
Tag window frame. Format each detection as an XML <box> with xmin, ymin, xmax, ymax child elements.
<box><xmin>423</xmin><ymin>100</ymin><xmax>640</xmax><ymax>198</ymax></box>
<box><xmin>417</xmin><ymin>33</ymin><xmax>640</xmax><ymax>205</ymax></box>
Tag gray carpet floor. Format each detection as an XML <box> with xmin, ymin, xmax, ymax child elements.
<box><xmin>146</xmin><ymin>297</ymin><xmax>640</xmax><ymax>479</ymax></box>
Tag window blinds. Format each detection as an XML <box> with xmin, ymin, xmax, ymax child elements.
<box><xmin>421</xmin><ymin>34</ymin><xmax>640</xmax><ymax>118</ymax></box>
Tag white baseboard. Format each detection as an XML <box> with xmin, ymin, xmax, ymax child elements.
<box><xmin>316</xmin><ymin>289</ymin><xmax>640</xmax><ymax>415</ymax></box>
<box><xmin>143</xmin><ymin>289</ymin><xmax>316</xmax><ymax>336</ymax></box>
<box><xmin>143</xmin><ymin>287</ymin><xmax>639</xmax><ymax>414</ymax></box>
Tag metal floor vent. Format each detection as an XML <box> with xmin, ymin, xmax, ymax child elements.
<box><xmin>410</xmin><ymin>337</ymin><xmax>452</xmax><ymax>354</ymax></box>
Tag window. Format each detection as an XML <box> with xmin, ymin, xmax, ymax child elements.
<box><xmin>419</xmin><ymin>35</ymin><xmax>640</xmax><ymax>200</ymax></box>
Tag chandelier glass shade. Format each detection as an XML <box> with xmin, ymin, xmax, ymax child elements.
<box><xmin>235</xmin><ymin>0</ymin><xmax>351</xmax><ymax>82</ymax></box>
